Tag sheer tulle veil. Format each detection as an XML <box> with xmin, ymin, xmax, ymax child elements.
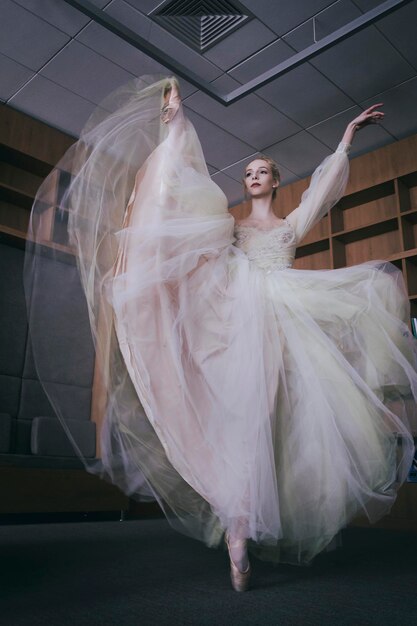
<box><xmin>24</xmin><ymin>76</ymin><xmax>227</xmax><ymax>545</ymax></box>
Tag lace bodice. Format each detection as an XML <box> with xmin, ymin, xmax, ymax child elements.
<box><xmin>233</xmin><ymin>142</ymin><xmax>351</xmax><ymax>273</ymax></box>
<box><xmin>234</xmin><ymin>219</ymin><xmax>296</xmax><ymax>272</ymax></box>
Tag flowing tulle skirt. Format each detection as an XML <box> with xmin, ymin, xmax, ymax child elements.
<box><xmin>26</xmin><ymin>77</ymin><xmax>416</xmax><ymax>565</ymax></box>
<box><xmin>104</xmin><ymin>118</ymin><xmax>416</xmax><ymax>564</ymax></box>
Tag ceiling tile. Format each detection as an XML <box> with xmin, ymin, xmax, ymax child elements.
<box><xmin>353</xmin><ymin>0</ymin><xmax>391</xmax><ymax>10</ymax></box>
<box><xmin>361</xmin><ymin>77</ymin><xmax>417</xmax><ymax>141</ymax></box>
<box><xmin>0</xmin><ymin>0</ymin><xmax>69</xmax><ymax>71</ymax></box>
<box><xmin>204</xmin><ymin>73</ymin><xmax>242</xmax><ymax>90</ymax></box>
<box><xmin>255</xmin><ymin>64</ymin><xmax>354</xmax><ymax>128</ymax></box>
<box><xmin>311</xmin><ymin>26</ymin><xmax>415</xmax><ymax>102</ymax></box>
<box><xmin>105</xmin><ymin>0</ymin><xmax>223</xmax><ymax>82</ymax></box>
<box><xmin>11</xmin><ymin>0</ymin><xmax>90</xmax><ymax>36</ymax></box>
<box><xmin>87</xmin><ymin>0</ymin><xmax>110</xmax><ymax>6</ymax></box>
<box><xmin>264</xmin><ymin>132</ymin><xmax>331</xmax><ymax>178</ymax></box>
<box><xmin>210</xmin><ymin>172</ymin><xmax>245</xmax><ymax>206</ymax></box>
<box><xmin>0</xmin><ymin>53</ymin><xmax>34</xmax><ymax>101</ymax></box>
<box><xmin>77</xmin><ymin>21</ymin><xmax>197</xmax><ymax>98</ymax></box>
<box><xmin>203</xmin><ymin>19</ymin><xmax>276</xmax><ymax>71</ymax></box>
<box><xmin>40</xmin><ymin>41</ymin><xmax>134</xmax><ymax>105</ymax></box>
<box><xmin>76</xmin><ymin>21</ymin><xmax>160</xmax><ymax>73</ymax></box>
<box><xmin>238</xmin><ymin>0</ymin><xmax>336</xmax><ymax>36</ymax></box>
<box><xmin>308</xmin><ymin>104</ymin><xmax>394</xmax><ymax>154</ymax></box>
<box><xmin>104</xmin><ymin>0</ymin><xmax>152</xmax><ymax>38</ymax></box>
<box><xmin>229</xmin><ymin>39</ymin><xmax>294</xmax><ymax>84</ymax></box>
<box><xmin>206</xmin><ymin>164</ymin><xmax>218</xmax><ymax>175</ymax></box>
<box><xmin>182</xmin><ymin>72</ymin><xmax>241</xmax><ymax>106</ymax></box>
<box><xmin>311</xmin><ymin>0</ymin><xmax>363</xmax><ymax>40</ymax></box>
<box><xmin>283</xmin><ymin>0</ymin><xmax>362</xmax><ymax>52</ymax></box>
<box><xmin>185</xmin><ymin>74</ymin><xmax>301</xmax><ymax>150</ymax></box>
<box><xmin>120</xmin><ymin>0</ymin><xmax>164</xmax><ymax>12</ymax></box>
<box><xmin>8</xmin><ymin>75</ymin><xmax>96</xmax><ymax>137</ymax></box>
<box><xmin>183</xmin><ymin>107</ymin><xmax>254</xmax><ymax>170</ymax></box>
<box><xmin>374</xmin><ymin>1</ymin><xmax>417</xmax><ymax>69</ymax></box>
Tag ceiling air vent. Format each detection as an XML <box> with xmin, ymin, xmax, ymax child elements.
<box><xmin>150</xmin><ymin>0</ymin><xmax>254</xmax><ymax>53</ymax></box>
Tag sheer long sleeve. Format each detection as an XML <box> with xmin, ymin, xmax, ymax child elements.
<box><xmin>286</xmin><ymin>142</ymin><xmax>350</xmax><ymax>243</ymax></box>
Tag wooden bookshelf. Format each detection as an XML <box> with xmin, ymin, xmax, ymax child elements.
<box><xmin>0</xmin><ymin>105</ymin><xmax>129</xmax><ymax>513</ymax></box>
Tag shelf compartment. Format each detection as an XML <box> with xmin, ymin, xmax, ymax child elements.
<box><xmin>410</xmin><ymin>299</ymin><xmax>417</xmax><ymax>318</ymax></box>
<box><xmin>332</xmin><ymin>217</ymin><xmax>398</xmax><ymax>243</ymax></box>
<box><xmin>0</xmin><ymin>145</ymin><xmax>52</xmax><ymax>179</ymax></box>
<box><xmin>293</xmin><ymin>246</ymin><xmax>330</xmax><ymax>270</ymax></box>
<box><xmin>52</xmin><ymin>208</ymin><xmax>70</xmax><ymax>246</ymax></box>
<box><xmin>0</xmin><ymin>161</ymin><xmax>43</xmax><ymax>199</ymax></box>
<box><xmin>389</xmin><ymin>258</ymin><xmax>403</xmax><ymax>272</ymax></box>
<box><xmin>56</xmin><ymin>169</ymin><xmax>73</xmax><ymax>207</ymax></box>
<box><xmin>405</xmin><ymin>256</ymin><xmax>417</xmax><ymax>296</ymax></box>
<box><xmin>401</xmin><ymin>210</ymin><xmax>417</xmax><ymax>250</ymax></box>
<box><xmin>397</xmin><ymin>171</ymin><xmax>417</xmax><ymax>212</ymax></box>
<box><xmin>388</xmin><ymin>247</ymin><xmax>417</xmax><ymax>262</ymax></box>
<box><xmin>331</xmin><ymin>237</ymin><xmax>346</xmax><ymax>269</ymax></box>
<box><xmin>0</xmin><ymin>185</ymin><xmax>34</xmax><ymax>210</ymax></box>
<box><xmin>295</xmin><ymin>236</ymin><xmax>329</xmax><ymax>258</ymax></box>
<box><xmin>0</xmin><ymin>223</ymin><xmax>75</xmax><ymax>262</ymax></box>
<box><xmin>333</xmin><ymin>226</ymin><xmax>401</xmax><ymax>268</ymax></box>
<box><xmin>409</xmin><ymin>295</ymin><xmax>417</xmax><ymax>318</ymax></box>
<box><xmin>0</xmin><ymin>223</ymin><xmax>27</xmax><ymax>249</ymax></box>
<box><xmin>0</xmin><ymin>200</ymin><xmax>30</xmax><ymax>234</ymax></box>
<box><xmin>298</xmin><ymin>215</ymin><xmax>329</xmax><ymax>245</ymax></box>
<box><xmin>331</xmin><ymin>181</ymin><xmax>396</xmax><ymax>233</ymax></box>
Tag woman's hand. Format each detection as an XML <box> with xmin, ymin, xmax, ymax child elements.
<box><xmin>161</xmin><ymin>78</ymin><xmax>181</xmax><ymax>124</ymax></box>
<box><xmin>351</xmin><ymin>103</ymin><xmax>384</xmax><ymax>130</ymax></box>
<box><xmin>341</xmin><ymin>103</ymin><xmax>384</xmax><ymax>147</ymax></box>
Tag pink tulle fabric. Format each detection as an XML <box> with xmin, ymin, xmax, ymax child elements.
<box><xmin>26</xmin><ymin>77</ymin><xmax>416</xmax><ymax>564</ymax></box>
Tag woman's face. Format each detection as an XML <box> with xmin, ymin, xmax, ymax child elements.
<box><xmin>244</xmin><ymin>159</ymin><xmax>277</xmax><ymax>198</ymax></box>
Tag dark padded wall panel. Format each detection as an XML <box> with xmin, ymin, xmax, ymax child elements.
<box><xmin>31</xmin><ymin>417</ymin><xmax>96</xmax><ymax>458</ymax></box>
<box><xmin>0</xmin><ymin>244</ymin><xmax>28</xmax><ymax>377</ymax></box>
<box><xmin>18</xmin><ymin>379</ymin><xmax>92</xmax><ymax>422</ymax></box>
<box><xmin>0</xmin><ymin>245</ymin><xmax>26</xmax><ymax>421</ymax></box>
<box><xmin>24</xmin><ymin>255</ymin><xmax>95</xmax><ymax>387</ymax></box>
<box><xmin>13</xmin><ymin>418</ymin><xmax>32</xmax><ymax>454</ymax></box>
<box><xmin>0</xmin><ymin>374</ymin><xmax>21</xmax><ymax>417</ymax></box>
<box><xmin>20</xmin><ymin>252</ymin><xmax>95</xmax><ymax>424</ymax></box>
<box><xmin>18</xmin><ymin>379</ymin><xmax>55</xmax><ymax>420</ymax></box>
<box><xmin>0</xmin><ymin>413</ymin><xmax>11</xmax><ymax>453</ymax></box>
<box><xmin>1</xmin><ymin>240</ymin><xmax>96</xmax><ymax>459</ymax></box>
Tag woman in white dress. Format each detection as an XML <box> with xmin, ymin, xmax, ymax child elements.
<box><xmin>26</xmin><ymin>77</ymin><xmax>416</xmax><ymax>592</ymax></box>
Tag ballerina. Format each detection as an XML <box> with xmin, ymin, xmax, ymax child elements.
<box><xmin>26</xmin><ymin>77</ymin><xmax>416</xmax><ymax>593</ymax></box>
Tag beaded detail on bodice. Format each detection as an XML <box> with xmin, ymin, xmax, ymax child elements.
<box><xmin>234</xmin><ymin>218</ymin><xmax>296</xmax><ymax>272</ymax></box>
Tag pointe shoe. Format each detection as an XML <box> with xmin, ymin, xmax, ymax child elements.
<box><xmin>225</xmin><ymin>534</ymin><xmax>251</xmax><ymax>592</ymax></box>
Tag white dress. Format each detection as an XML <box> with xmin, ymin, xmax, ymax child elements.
<box><xmin>28</xmin><ymin>77</ymin><xmax>416</xmax><ymax>564</ymax></box>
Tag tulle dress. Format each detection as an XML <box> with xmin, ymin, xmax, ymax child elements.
<box><xmin>26</xmin><ymin>77</ymin><xmax>417</xmax><ymax>565</ymax></box>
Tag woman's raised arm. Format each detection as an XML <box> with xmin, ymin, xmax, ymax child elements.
<box><xmin>286</xmin><ymin>104</ymin><xmax>384</xmax><ymax>242</ymax></box>
<box><xmin>340</xmin><ymin>103</ymin><xmax>384</xmax><ymax>148</ymax></box>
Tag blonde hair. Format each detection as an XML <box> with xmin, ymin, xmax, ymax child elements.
<box><xmin>244</xmin><ymin>155</ymin><xmax>281</xmax><ymax>200</ymax></box>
